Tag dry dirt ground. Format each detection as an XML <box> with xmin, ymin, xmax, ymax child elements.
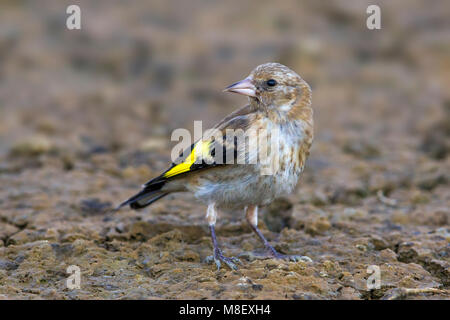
<box><xmin>0</xmin><ymin>0</ymin><xmax>449</xmax><ymax>299</ymax></box>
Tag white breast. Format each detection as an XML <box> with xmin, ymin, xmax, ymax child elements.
<box><xmin>191</xmin><ymin>119</ymin><xmax>310</xmax><ymax>208</ymax></box>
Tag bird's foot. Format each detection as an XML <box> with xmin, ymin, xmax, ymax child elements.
<box><xmin>238</xmin><ymin>249</ymin><xmax>312</xmax><ymax>263</ymax></box>
<box><xmin>266</xmin><ymin>246</ymin><xmax>312</xmax><ymax>262</ymax></box>
<box><xmin>270</xmin><ymin>252</ymin><xmax>312</xmax><ymax>262</ymax></box>
<box><xmin>247</xmin><ymin>223</ymin><xmax>313</xmax><ymax>263</ymax></box>
<box><xmin>206</xmin><ymin>248</ymin><xmax>241</xmax><ymax>271</ymax></box>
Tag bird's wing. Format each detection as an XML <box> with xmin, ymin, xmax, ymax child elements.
<box><xmin>144</xmin><ymin>104</ymin><xmax>257</xmax><ymax>186</ymax></box>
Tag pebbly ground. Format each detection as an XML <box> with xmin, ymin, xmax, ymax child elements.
<box><xmin>0</xmin><ymin>0</ymin><xmax>449</xmax><ymax>299</ymax></box>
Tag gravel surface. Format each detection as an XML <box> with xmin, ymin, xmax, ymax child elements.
<box><xmin>0</xmin><ymin>0</ymin><xmax>448</xmax><ymax>299</ymax></box>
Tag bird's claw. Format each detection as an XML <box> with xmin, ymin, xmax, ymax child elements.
<box><xmin>206</xmin><ymin>249</ymin><xmax>241</xmax><ymax>271</ymax></box>
<box><xmin>270</xmin><ymin>252</ymin><xmax>312</xmax><ymax>263</ymax></box>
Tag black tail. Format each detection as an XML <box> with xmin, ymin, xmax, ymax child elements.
<box><xmin>117</xmin><ymin>181</ymin><xmax>168</xmax><ymax>210</ymax></box>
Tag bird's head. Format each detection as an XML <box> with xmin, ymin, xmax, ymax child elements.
<box><xmin>224</xmin><ymin>63</ymin><xmax>311</xmax><ymax>115</ymax></box>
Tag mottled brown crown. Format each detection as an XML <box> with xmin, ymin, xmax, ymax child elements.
<box><xmin>248</xmin><ymin>63</ymin><xmax>312</xmax><ymax>123</ymax></box>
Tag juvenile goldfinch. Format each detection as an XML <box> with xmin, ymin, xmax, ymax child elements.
<box><xmin>119</xmin><ymin>63</ymin><xmax>313</xmax><ymax>270</ymax></box>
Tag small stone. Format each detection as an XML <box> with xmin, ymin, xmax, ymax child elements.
<box><xmin>339</xmin><ymin>287</ymin><xmax>361</xmax><ymax>300</ymax></box>
<box><xmin>10</xmin><ymin>136</ymin><xmax>54</xmax><ymax>156</ymax></box>
<box><xmin>410</xmin><ymin>190</ymin><xmax>430</xmax><ymax>204</ymax></box>
<box><xmin>79</xmin><ymin>198</ymin><xmax>112</xmax><ymax>215</ymax></box>
<box><xmin>370</xmin><ymin>235</ymin><xmax>389</xmax><ymax>250</ymax></box>
<box><xmin>342</xmin><ymin>208</ymin><xmax>368</xmax><ymax>220</ymax></box>
<box><xmin>44</xmin><ymin>228</ymin><xmax>59</xmax><ymax>242</ymax></box>
<box><xmin>426</xmin><ymin>260</ymin><xmax>450</xmax><ymax>286</ymax></box>
<box><xmin>176</xmin><ymin>249</ymin><xmax>200</xmax><ymax>262</ymax></box>
<box><xmin>8</xmin><ymin>229</ymin><xmax>35</xmax><ymax>245</ymax></box>
<box><xmin>379</xmin><ymin>249</ymin><xmax>398</xmax><ymax>262</ymax></box>
<box><xmin>391</xmin><ymin>211</ymin><xmax>410</xmax><ymax>225</ymax></box>
<box><xmin>434</xmin><ymin>227</ymin><xmax>450</xmax><ymax>241</ymax></box>
<box><xmin>396</xmin><ymin>242</ymin><xmax>434</xmax><ymax>264</ymax></box>
<box><xmin>139</xmin><ymin>137</ymin><xmax>166</xmax><ymax>151</ymax></box>
<box><xmin>0</xmin><ymin>223</ymin><xmax>19</xmax><ymax>239</ymax></box>
<box><xmin>396</xmin><ymin>242</ymin><xmax>418</xmax><ymax>262</ymax></box>
<box><xmin>356</xmin><ymin>244</ymin><xmax>367</xmax><ymax>252</ymax></box>
<box><xmin>304</xmin><ymin>217</ymin><xmax>331</xmax><ymax>236</ymax></box>
<box><xmin>0</xmin><ymin>259</ymin><xmax>19</xmax><ymax>271</ymax></box>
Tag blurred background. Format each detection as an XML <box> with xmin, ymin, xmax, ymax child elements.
<box><xmin>0</xmin><ymin>0</ymin><xmax>448</xmax><ymax>299</ymax></box>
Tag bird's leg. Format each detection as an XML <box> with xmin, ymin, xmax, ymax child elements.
<box><xmin>245</xmin><ymin>205</ymin><xmax>312</xmax><ymax>262</ymax></box>
<box><xmin>205</xmin><ymin>203</ymin><xmax>240</xmax><ymax>270</ymax></box>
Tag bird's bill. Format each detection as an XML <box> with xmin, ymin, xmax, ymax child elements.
<box><xmin>223</xmin><ymin>77</ymin><xmax>256</xmax><ymax>97</ymax></box>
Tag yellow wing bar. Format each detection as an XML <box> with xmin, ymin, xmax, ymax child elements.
<box><xmin>163</xmin><ymin>140</ymin><xmax>211</xmax><ymax>178</ymax></box>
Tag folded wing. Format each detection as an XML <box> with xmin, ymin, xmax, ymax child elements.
<box><xmin>119</xmin><ymin>104</ymin><xmax>256</xmax><ymax>210</ymax></box>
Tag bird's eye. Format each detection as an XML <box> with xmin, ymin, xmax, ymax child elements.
<box><xmin>266</xmin><ymin>79</ymin><xmax>277</xmax><ymax>87</ymax></box>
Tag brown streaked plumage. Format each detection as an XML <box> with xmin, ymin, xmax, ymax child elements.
<box><xmin>119</xmin><ymin>63</ymin><xmax>313</xmax><ymax>270</ymax></box>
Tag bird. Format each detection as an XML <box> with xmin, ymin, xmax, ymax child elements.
<box><xmin>118</xmin><ymin>63</ymin><xmax>313</xmax><ymax>270</ymax></box>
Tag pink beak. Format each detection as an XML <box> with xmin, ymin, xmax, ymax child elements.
<box><xmin>223</xmin><ymin>77</ymin><xmax>256</xmax><ymax>97</ymax></box>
